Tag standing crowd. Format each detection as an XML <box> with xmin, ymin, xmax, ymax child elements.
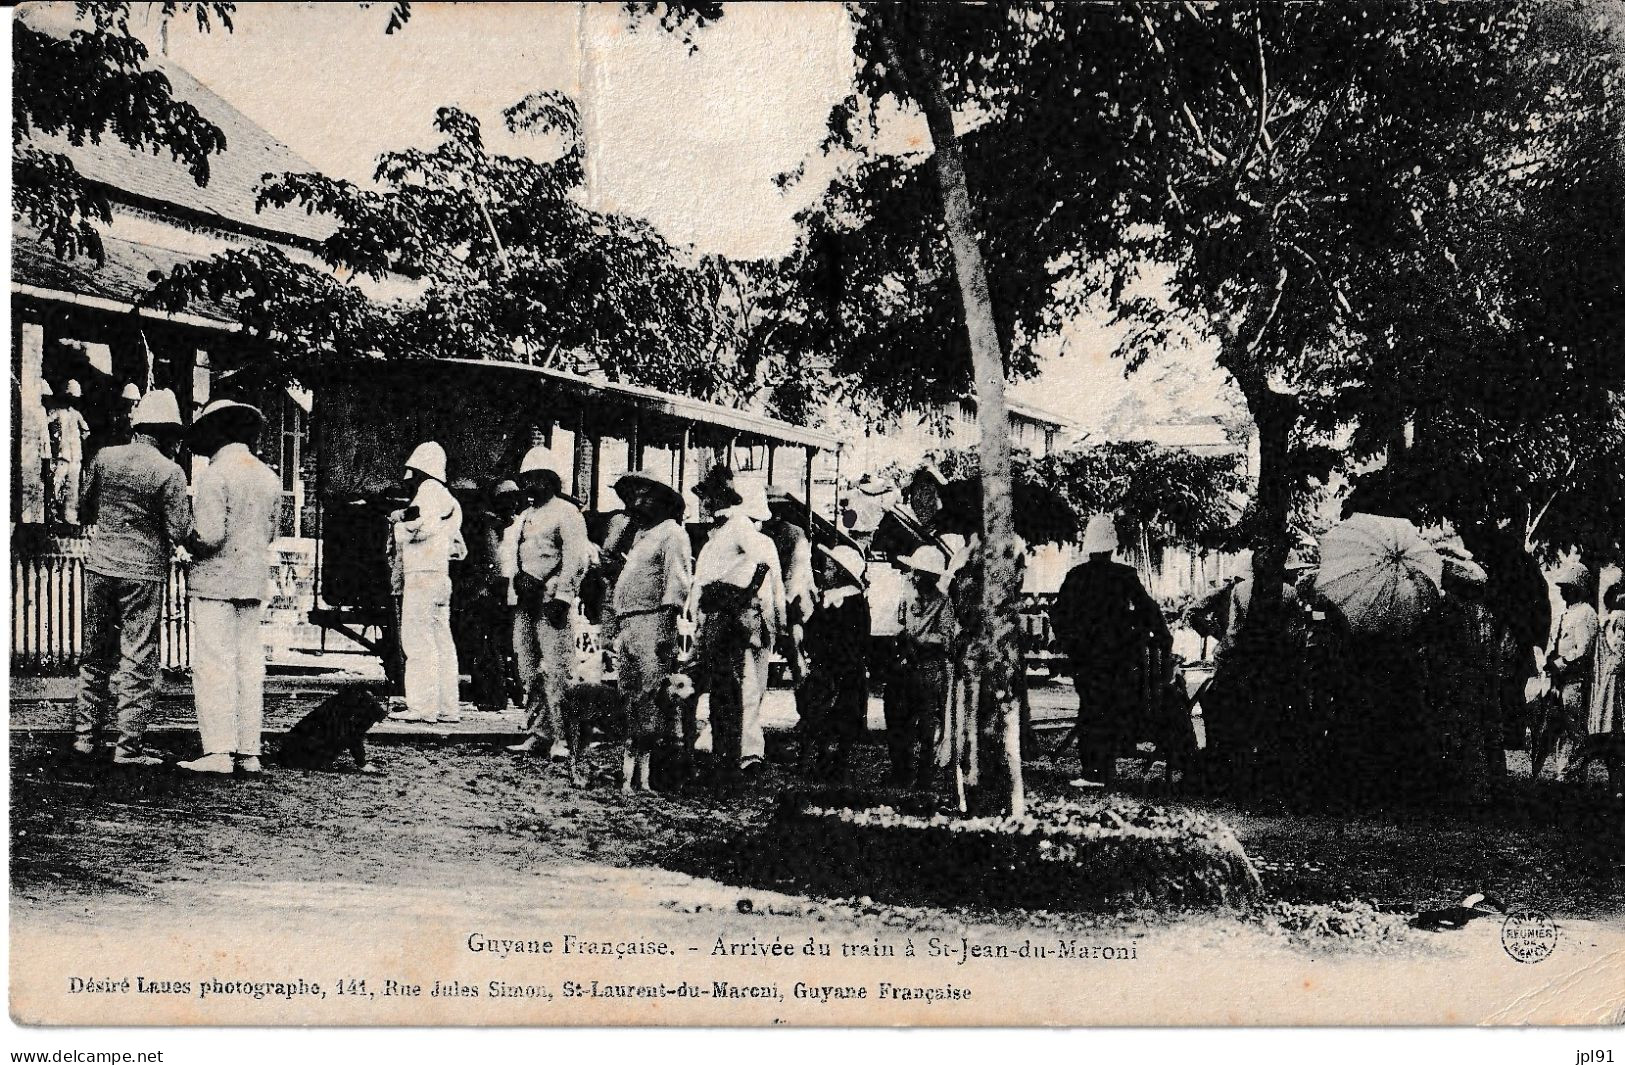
<box><xmin>64</xmin><ymin>407</ymin><xmax>1625</xmax><ymax>798</ymax></box>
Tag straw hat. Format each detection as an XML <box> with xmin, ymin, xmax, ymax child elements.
<box><xmin>898</xmin><ymin>545</ymin><xmax>948</xmax><ymax>577</ymax></box>
<box><xmin>191</xmin><ymin>398</ymin><xmax>264</xmax><ymax>447</ymax></box>
<box><xmin>1081</xmin><ymin>514</ymin><xmax>1119</xmax><ymax>555</ymax></box>
<box><xmin>1553</xmin><ymin>559</ymin><xmax>1590</xmax><ymax>589</ymax></box>
<box><xmin>693</xmin><ymin>466</ymin><xmax>742</xmax><ymax>510</ymax></box>
<box><xmin>821</xmin><ymin>544</ymin><xmax>868</xmax><ymax>587</ymax></box>
<box><xmin>909</xmin><ymin>464</ymin><xmax>949</xmax><ymax>491</ymax></box>
<box><xmin>615</xmin><ymin>467</ymin><xmax>684</xmax><ymax>515</ymax></box>
<box><xmin>720</xmin><ymin>482</ymin><xmax>773</xmax><ymax>523</ymax></box>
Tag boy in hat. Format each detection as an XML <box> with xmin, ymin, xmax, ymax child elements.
<box><xmin>798</xmin><ymin>544</ymin><xmax>872</xmax><ymax>780</ymax></box>
<box><xmin>506</xmin><ymin>447</ymin><xmax>590</xmax><ymax>756</ymax></box>
<box><xmin>74</xmin><ymin>388</ymin><xmax>193</xmax><ymax>765</ymax></box>
<box><xmin>886</xmin><ymin>545</ymin><xmax>955</xmax><ymax>787</ymax></box>
<box><xmin>178</xmin><ymin>400</ymin><xmax>281</xmax><ymax>774</ymax></box>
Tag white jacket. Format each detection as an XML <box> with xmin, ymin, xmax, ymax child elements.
<box><xmin>396</xmin><ymin>478</ymin><xmax>465</xmax><ymax>576</ymax></box>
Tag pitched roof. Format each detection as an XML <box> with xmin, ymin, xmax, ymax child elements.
<box><xmin>13</xmin><ymin>224</ymin><xmax>239</xmax><ymax>327</ymax></box>
<box><xmin>18</xmin><ymin>9</ymin><xmax>336</xmax><ymax>245</ymax></box>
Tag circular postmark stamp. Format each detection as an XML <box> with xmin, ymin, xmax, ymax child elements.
<box><xmin>1500</xmin><ymin>908</ymin><xmax>1558</xmax><ymax>964</ymax></box>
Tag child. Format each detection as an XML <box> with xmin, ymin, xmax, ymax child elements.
<box><xmin>887</xmin><ymin>546</ymin><xmax>955</xmax><ymax>789</ymax></box>
<box><xmin>798</xmin><ymin>545</ymin><xmax>871</xmax><ymax>781</ymax></box>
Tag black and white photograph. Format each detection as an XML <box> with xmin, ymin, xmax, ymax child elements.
<box><xmin>6</xmin><ymin>0</ymin><xmax>1625</xmax><ymax>1036</ymax></box>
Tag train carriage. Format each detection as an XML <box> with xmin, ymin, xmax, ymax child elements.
<box><xmin>307</xmin><ymin>357</ymin><xmax>843</xmax><ymax>687</ymax></box>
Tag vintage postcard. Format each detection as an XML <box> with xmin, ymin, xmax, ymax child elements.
<box><xmin>7</xmin><ymin>0</ymin><xmax>1625</xmax><ymax>1029</ymax></box>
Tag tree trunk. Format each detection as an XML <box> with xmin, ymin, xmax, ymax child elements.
<box><xmin>1213</xmin><ymin>384</ymin><xmax>1296</xmax><ymax>793</ymax></box>
<box><xmin>906</xmin><ymin>14</ymin><xmax>1026</xmax><ymax>817</ymax></box>
<box><xmin>1248</xmin><ymin>389</ymin><xmax>1295</xmax><ymax>617</ymax></box>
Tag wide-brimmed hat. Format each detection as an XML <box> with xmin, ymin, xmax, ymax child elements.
<box><xmin>615</xmin><ymin>467</ymin><xmax>684</xmax><ymax>515</ymax></box>
<box><xmin>821</xmin><ymin>544</ymin><xmax>867</xmax><ymax>587</ymax></box>
<box><xmin>1081</xmin><ymin>513</ymin><xmax>1119</xmax><ymax>554</ymax></box>
<box><xmin>129</xmin><ymin>388</ymin><xmax>183</xmax><ymax>431</ymax></box>
<box><xmin>493</xmin><ymin>479</ymin><xmax>524</xmax><ymax>499</ymax></box>
<box><xmin>908</xmin><ymin>464</ymin><xmax>949</xmax><ymax>492</ymax></box>
<box><xmin>1553</xmin><ymin>558</ymin><xmax>1590</xmax><ymax>589</ymax></box>
<box><xmin>191</xmin><ymin>398</ymin><xmax>264</xmax><ymax>446</ymax></box>
<box><xmin>692</xmin><ymin>466</ymin><xmax>742</xmax><ymax>510</ymax></box>
<box><xmin>1284</xmin><ymin>546</ymin><xmax>1318</xmax><ymax>572</ymax></box>
<box><xmin>720</xmin><ymin>482</ymin><xmax>773</xmax><ymax>523</ymax></box>
<box><xmin>898</xmin><ymin>545</ymin><xmax>948</xmax><ymax>578</ymax></box>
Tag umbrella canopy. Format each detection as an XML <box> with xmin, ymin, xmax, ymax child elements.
<box><xmin>1316</xmin><ymin>513</ymin><xmax>1444</xmax><ymax>636</ymax></box>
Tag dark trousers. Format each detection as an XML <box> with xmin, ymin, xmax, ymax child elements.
<box><xmin>455</xmin><ymin>592</ymin><xmax>510</xmax><ymax>712</ymax></box>
<box><xmin>75</xmin><ymin>571</ymin><xmax>164</xmax><ymax>756</ymax></box>
<box><xmin>884</xmin><ymin>655</ymin><xmax>947</xmax><ymax>788</ymax></box>
<box><xmin>1074</xmin><ymin>664</ymin><xmax>1140</xmax><ymax>785</ymax></box>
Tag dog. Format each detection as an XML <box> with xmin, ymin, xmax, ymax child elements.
<box><xmin>276</xmin><ymin>688</ymin><xmax>390</xmax><ymax>773</ymax></box>
<box><xmin>557</xmin><ymin>673</ymin><xmax>697</xmax><ymax>792</ymax></box>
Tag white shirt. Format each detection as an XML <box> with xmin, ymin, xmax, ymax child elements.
<box><xmin>691</xmin><ymin>514</ymin><xmax>787</xmax><ymax>639</ymax></box>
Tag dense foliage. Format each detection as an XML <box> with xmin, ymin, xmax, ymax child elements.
<box><xmin>12</xmin><ymin>2</ymin><xmax>234</xmax><ymax>261</ymax></box>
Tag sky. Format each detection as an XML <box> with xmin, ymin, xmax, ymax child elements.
<box><xmin>143</xmin><ymin>1</ymin><xmax>1235</xmax><ymax>435</ymax></box>
<box><xmin>151</xmin><ymin>2</ymin><xmax>855</xmax><ymax>260</ymax></box>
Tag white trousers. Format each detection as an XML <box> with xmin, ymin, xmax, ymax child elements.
<box><xmin>402</xmin><ymin>572</ymin><xmax>460</xmax><ymax>718</ymax></box>
<box><xmin>741</xmin><ymin>644</ymin><xmax>772</xmax><ymax>761</ymax></box>
<box><xmin>190</xmin><ymin>597</ymin><xmax>266</xmax><ymax>756</ymax></box>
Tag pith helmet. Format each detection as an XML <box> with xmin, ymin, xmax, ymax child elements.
<box><xmin>1081</xmin><ymin>513</ymin><xmax>1119</xmax><ymax>554</ymax></box>
<box><xmin>519</xmin><ymin>445</ymin><xmax>561</xmax><ymax>478</ymax></box>
<box><xmin>405</xmin><ymin>441</ymin><xmax>448</xmax><ymax>483</ymax></box>
<box><xmin>130</xmin><ymin>388</ymin><xmax>183</xmax><ymax>429</ymax></box>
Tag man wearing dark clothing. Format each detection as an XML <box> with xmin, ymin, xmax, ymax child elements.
<box><xmin>1050</xmin><ymin>515</ymin><xmax>1169</xmax><ymax>787</ymax></box>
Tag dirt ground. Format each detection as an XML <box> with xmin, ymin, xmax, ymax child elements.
<box><xmin>11</xmin><ymin>723</ymin><xmax>1625</xmax><ymax>1025</ymax></box>
<box><xmin>12</xmin><ymin>725</ymin><xmax>1624</xmax><ymax>925</ymax></box>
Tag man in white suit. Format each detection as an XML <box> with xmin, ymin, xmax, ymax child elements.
<box><xmin>389</xmin><ymin>441</ymin><xmax>466</xmax><ymax>724</ymax></box>
<box><xmin>178</xmin><ymin>400</ymin><xmax>283</xmax><ymax>775</ymax></box>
